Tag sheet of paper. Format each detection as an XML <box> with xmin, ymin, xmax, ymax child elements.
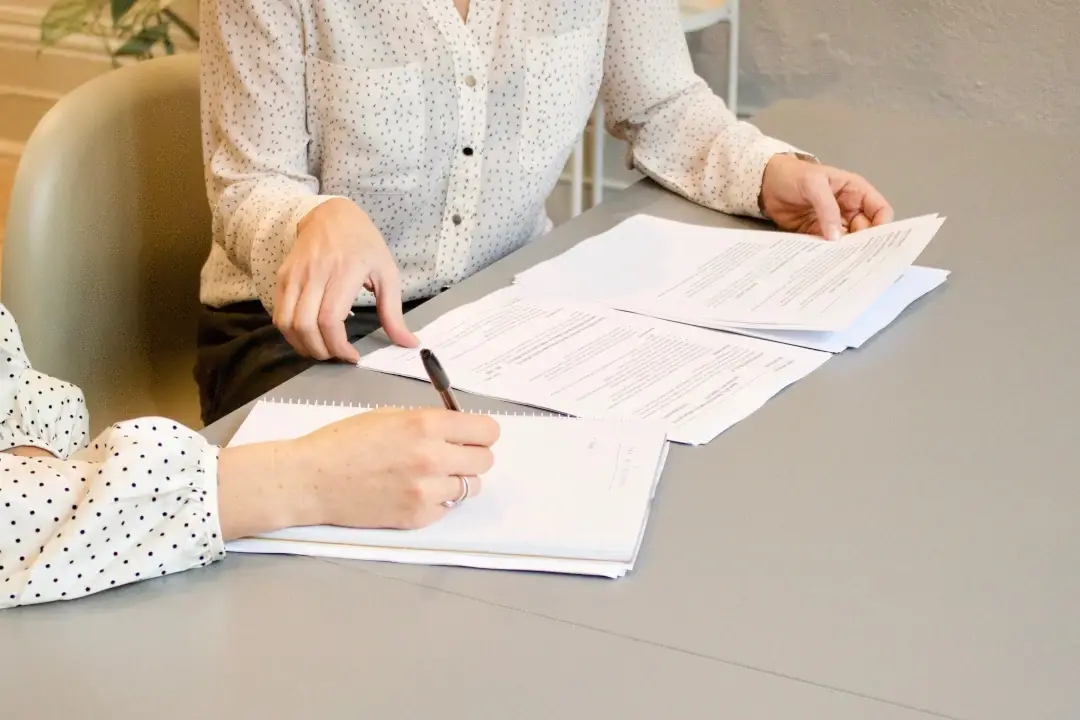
<box><xmin>225</xmin><ymin>400</ymin><xmax>669</xmax><ymax>565</ymax></box>
<box><xmin>685</xmin><ymin>266</ymin><xmax>951</xmax><ymax>353</ymax></box>
<box><xmin>226</xmin><ymin>537</ymin><xmax>635</xmax><ymax>578</ymax></box>
<box><xmin>514</xmin><ymin>213</ymin><xmax>946</xmax><ymax>332</ymax></box>
<box><xmin>359</xmin><ymin>286</ymin><xmax>830</xmax><ymax>445</ymax></box>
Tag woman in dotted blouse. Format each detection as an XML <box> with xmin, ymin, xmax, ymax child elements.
<box><xmin>193</xmin><ymin>0</ymin><xmax>895</xmax><ymax>426</ymax></box>
<box><xmin>0</xmin><ymin>305</ymin><xmax>499</xmax><ymax>609</ymax></box>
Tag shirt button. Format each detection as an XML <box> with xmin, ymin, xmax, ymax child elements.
<box><xmin>464</xmin><ymin>75</ymin><xmax>477</xmax><ymax>88</ymax></box>
<box><xmin>451</xmin><ymin>214</ymin><xmax>463</xmax><ymax>225</ymax></box>
<box><xmin>463</xmin><ymin>146</ymin><xmax>474</xmax><ymax>157</ymax></box>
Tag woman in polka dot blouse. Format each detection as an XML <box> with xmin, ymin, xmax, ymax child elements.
<box><xmin>194</xmin><ymin>0</ymin><xmax>894</xmax><ymax>425</ymax></box>
<box><xmin>0</xmin><ymin>306</ymin><xmax>499</xmax><ymax>609</ymax></box>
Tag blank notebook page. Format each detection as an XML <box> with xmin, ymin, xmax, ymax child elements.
<box><xmin>227</xmin><ymin>400</ymin><xmax>669</xmax><ymax>563</ymax></box>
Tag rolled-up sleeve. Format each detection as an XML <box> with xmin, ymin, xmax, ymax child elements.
<box><xmin>601</xmin><ymin>0</ymin><xmax>810</xmax><ymax>218</ymax></box>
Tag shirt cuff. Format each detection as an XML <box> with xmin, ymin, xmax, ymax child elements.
<box><xmin>200</xmin><ymin>444</ymin><xmax>227</xmax><ymax>561</ymax></box>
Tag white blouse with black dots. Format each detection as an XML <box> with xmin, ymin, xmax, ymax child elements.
<box><xmin>198</xmin><ymin>0</ymin><xmax>806</xmax><ymax>313</ymax></box>
<box><xmin>0</xmin><ymin>306</ymin><xmax>224</xmax><ymax>610</ymax></box>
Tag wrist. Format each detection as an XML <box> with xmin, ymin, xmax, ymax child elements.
<box><xmin>758</xmin><ymin>151</ymin><xmax>818</xmax><ymax>219</ymax></box>
<box><xmin>3</xmin><ymin>445</ymin><xmax>58</xmax><ymax>458</ymax></box>
<box><xmin>297</xmin><ymin>196</ymin><xmax>368</xmax><ymax>235</ymax></box>
<box><xmin>272</xmin><ymin>439</ymin><xmax>325</xmax><ymax>528</ymax></box>
<box><xmin>758</xmin><ymin>153</ymin><xmax>799</xmax><ymax>217</ymax></box>
<box><xmin>217</xmin><ymin>440</ymin><xmax>321</xmax><ymax>540</ymax></box>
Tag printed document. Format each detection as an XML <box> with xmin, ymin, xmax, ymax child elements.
<box><xmin>359</xmin><ymin>286</ymin><xmax>830</xmax><ymax>445</ymax></box>
<box><xmin>514</xmin><ymin>213</ymin><xmax>946</xmax><ymax>334</ymax></box>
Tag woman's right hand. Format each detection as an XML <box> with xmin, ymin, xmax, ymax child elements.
<box><xmin>292</xmin><ymin>408</ymin><xmax>499</xmax><ymax>529</ymax></box>
<box><xmin>217</xmin><ymin>408</ymin><xmax>500</xmax><ymax>539</ymax></box>
<box><xmin>272</xmin><ymin>198</ymin><xmax>420</xmax><ymax>364</ymax></box>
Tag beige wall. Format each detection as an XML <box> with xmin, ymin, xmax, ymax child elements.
<box><xmin>3</xmin><ymin>0</ymin><xmax>1077</xmax><ymax>150</ymax></box>
<box><xmin>0</xmin><ymin>0</ymin><xmax>200</xmax><ymax>152</ymax></box>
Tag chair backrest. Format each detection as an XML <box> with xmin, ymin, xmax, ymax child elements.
<box><xmin>2</xmin><ymin>53</ymin><xmax>209</xmax><ymax>433</ymax></box>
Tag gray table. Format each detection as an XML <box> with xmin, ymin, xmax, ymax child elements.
<box><xmin>4</xmin><ymin>100</ymin><xmax>1077</xmax><ymax>720</ymax></box>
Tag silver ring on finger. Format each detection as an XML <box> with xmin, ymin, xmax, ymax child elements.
<box><xmin>442</xmin><ymin>476</ymin><xmax>470</xmax><ymax>508</ymax></box>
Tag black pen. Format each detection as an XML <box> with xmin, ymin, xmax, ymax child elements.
<box><xmin>420</xmin><ymin>348</ymin><xmax>461</xmax><ymax>412</ymax></box>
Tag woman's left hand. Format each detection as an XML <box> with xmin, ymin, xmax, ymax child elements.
<box><xmin>759</xmin><ymin>154</ymin><xmax>895</xmax><ymax>241</ymax></box>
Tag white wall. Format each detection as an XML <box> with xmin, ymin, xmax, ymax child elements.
<box><xmin>697</xmin><ymin>0</ymin><xmax>1080</xmax><ymax>134</ymax></box>
<box><xmin>3</xmin><ymin>0</ymin><xmax>1077</xmax><ymax>209</ymax></box>
<box><xmin>8</xmin><ymin>0</ymin><xmax>1080</xmax><ymax>133</ymax></box>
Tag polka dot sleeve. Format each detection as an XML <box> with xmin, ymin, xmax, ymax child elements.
<box><xmin>602</xmin><ymin>0</ymin><xmax>813</xmax><ymax>219</ymax></box>
<box><xmin>0</xmin><ymin>304</ymin><xmax>224</xmax><ymax>609</ymax></box>
<box><xmin>0</xmin><ymin>420</ymin><xmax>223</xmax><ymax>609</ymax></box>
<box><xmin>0</xmin><ymin>305</ymin><xmax>90</xmax><ymax>458</ymax></box>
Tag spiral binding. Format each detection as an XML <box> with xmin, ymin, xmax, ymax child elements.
<box><xmin>257</xmin><ymin>395</ymin><xmax>564</xmax><ymax>419</ymax></box>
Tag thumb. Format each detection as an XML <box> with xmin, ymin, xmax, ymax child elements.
<box><xmin>803</xmin><ymin>172</ymin><xmax>844</xmax><ymax>241</ymax></box>
<box><xmin>371</xmin><ymin>266</ymin><xmax>419</xmax><ymax>348</ymax></box>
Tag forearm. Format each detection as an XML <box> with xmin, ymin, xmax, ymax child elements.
<box><xmin>602</xmin><ymin>0</ymin><xmax>806</xmax><ymax>218</ymax></box>
<box><xmin>616</xmin><ymin>85</ymin><xmax>805</xmax><ymax>219</ymax></box>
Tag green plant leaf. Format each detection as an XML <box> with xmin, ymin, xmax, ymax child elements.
<box><xmin>111</xmin><ymin>0</ymin><xmax>137</xmax><ymax>23</ymax></box>
<box><xmin>113</xmin><ymin>22</ymin><xmax>168</xmax><ymax>57</ymax></box>
<box><xmin>40</xmin><ymin>0</ymin><xmax>106</xmax><ymax>46</ymax></box>
<box><xmin>161</xmin><ymin>7</ymin><xmax>198</xmax><ymax>42</ymax></box>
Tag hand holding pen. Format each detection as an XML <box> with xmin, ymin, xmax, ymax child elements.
<box><xmin>420</xmin><ymin>349</ymin><xmax>479</xmax><ymax>508</ymax></box>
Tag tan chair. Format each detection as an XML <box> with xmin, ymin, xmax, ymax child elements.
<box><xmin>2</xmin><ymin>53</ymin><xmax>209</xmax><ymax>434</ymax></box>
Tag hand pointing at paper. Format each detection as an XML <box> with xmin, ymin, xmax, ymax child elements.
<box><xmin>759</xmin><ymin>154</ymin><xmax>895</xmax><ymax>241</ymax></box>
<box><xmin>273</xmin><ymin>198</ymin><xmax>420</xmax><ymax>363</ymax></box>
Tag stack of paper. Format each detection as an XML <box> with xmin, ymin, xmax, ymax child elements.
<box><xmin>359</xmin><ymin>287</ymin><xmax>830</xmax><ymax>445</ymax></box>
<box><xmin>358</xmin><ymin>214</ymin><xmax>948</xmax><ymax>444</ymax></box>
<box><xmin>225</xmin><ymin>399</ymin><xmax>671</xmax><ymax>578</ymax></box>
<box><xmin>513</xmin><ymin>214</ymin><xmax>949</xmax><ymax>353</ymax></box>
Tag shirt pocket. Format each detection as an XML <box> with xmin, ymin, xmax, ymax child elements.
<box><xmin>518</xmin><ymin>13</ymin><xmax>607</xmax><ymax>175</ymax></box>
<box><xmin>306</xmin><ymin>56</ymin><xmax>425</xmax><ymax>194</ymax></box>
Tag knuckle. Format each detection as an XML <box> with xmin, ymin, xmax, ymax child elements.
<box><xmin>402</xmin><ymin>480</ymin><xmax>427</xmax><ymax>509</ymax></box>
<box><xmin>409</xmin><ymin>409</ymin><xmax>443</xmax><ymax>438</ymax></box>
<box><xmin>410</xmin><ymin>445</ymin><xmax>443</xmax><ymax>476</ymax></box>
<box><xmin>397</xmin><ymin>485</ymin><xmax>437</xmax><ymax>530</ymax></box>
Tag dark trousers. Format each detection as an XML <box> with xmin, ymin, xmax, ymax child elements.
<box><xmin>194</xmin><ymin>299</ymin><xmax>428</xmax><ymax>426</ymax></box>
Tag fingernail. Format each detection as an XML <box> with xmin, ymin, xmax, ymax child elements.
<box><xmin>827</xmin><ymin>227</ymin><xmax>841</xmax><ymax>241</ymax></box>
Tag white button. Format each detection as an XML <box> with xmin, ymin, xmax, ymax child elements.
<box><xmin>464</xmin><ymin>75</ymin><xmax>477</xmax><ymax>88</ymax></box>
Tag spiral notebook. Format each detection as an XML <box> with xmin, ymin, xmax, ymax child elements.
<box><xmin>224</xmin><ymin>399</ymin><xmax>671</xmax><ymax>578</ymax></box>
